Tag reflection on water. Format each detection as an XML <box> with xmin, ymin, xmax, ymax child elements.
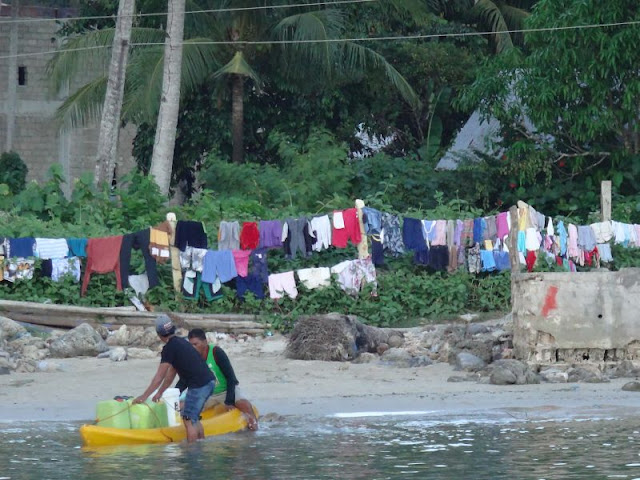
<box><xmin>1</xmin><ymin>413</ymin><xmax>639</xmax><ymax>480</ymax></box>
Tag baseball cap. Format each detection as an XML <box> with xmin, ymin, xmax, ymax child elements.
<box><xmin>155</xmin><ymin>313</ymin><xmax>176</xmax><ymax>336</ymax></box>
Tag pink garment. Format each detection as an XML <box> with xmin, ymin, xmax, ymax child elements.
<box><xmin>431</xmin><ymin>220</ymin><xmax>447</xmax><ymax>246</ymax></box>
<box><xmin>496</xmin><ymin>212</ymin><xmax>509</xmax><ymax>239</ymax></box>
<box><xmin>268</xmin><ymin>271</ymin><xmax>298</xmax><ymax>299</ymax></box>
<box><xmin>567</xmin><ymin>224</ymin><xmax>580</xmax><ymax>259</ymax></box>
<box><xmin>232</xmin><ymin>249</ymin><xmax>251</xmax><ymax>277</ymax></box>
<box><xmin>636</xmin><ymin>225</ymin><xmax>640</xmax><ymax>247</ymax></box>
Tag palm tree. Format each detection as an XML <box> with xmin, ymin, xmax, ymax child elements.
<box><xmin>48</xmin><ymin>0</ymin><xmax>420</xmax><ymax>189</ymax></box>
<box><xmin>94</xmin><ymin>0</ymin><xmax>135</xmax><ymax>187</ymax></box>
<box><xmin>149</xmin><ymin>0</ymin><xmax>185</xmax><ymax>195</ymax></box>
<box><xmin>427</xmin><ymin>0</ymin><xmax>536</xmax><ymax>53</ymax></box>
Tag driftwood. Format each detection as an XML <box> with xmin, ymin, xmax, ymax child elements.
<box><xmin>0</xmin><ymin>300</ymin><xmax>267</xmax><ymax>335</ymax></box>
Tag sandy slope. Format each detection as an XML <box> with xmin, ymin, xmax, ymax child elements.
<box><xmin>0</xmin><ymin>334</ymin><xmax>637</xmax><ymax>423</ymax></box>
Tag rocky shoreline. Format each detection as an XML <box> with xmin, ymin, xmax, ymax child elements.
<box><xmin>2</xmin><ymin>313</ymin><xmax>640</xmax><ymax>393</ymax></box>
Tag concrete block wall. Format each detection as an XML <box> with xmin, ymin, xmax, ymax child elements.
<box><xmin>512</xmin><ymin>269</ymin><xmax>640</xmax><ymax>364</ymax></box>
<box><xmin>0</xmin><ymin>8</ymin><xmax>136</xmax><ymax>193</ymax></box>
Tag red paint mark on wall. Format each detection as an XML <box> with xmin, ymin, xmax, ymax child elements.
<box><xmin>541</xmin><ymin>285</ymin><xmax>558</xmax><ymax>317</ymax></box>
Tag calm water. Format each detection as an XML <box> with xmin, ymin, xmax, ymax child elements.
<box><xmin>1</xmin><ymin>412</ymin><xmax>639</xmax><ymax>480</ymax></box>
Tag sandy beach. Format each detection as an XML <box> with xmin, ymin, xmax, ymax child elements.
<box><xmin>0</xmin><ymin>333</ymin><xmax>638</xmax><ymax>424</ymax></box>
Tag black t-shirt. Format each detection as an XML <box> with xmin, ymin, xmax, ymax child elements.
<box><xmin>160</xmin><ymin>336</ymin><xmax>215</xmax><ymax>389</ymax></box>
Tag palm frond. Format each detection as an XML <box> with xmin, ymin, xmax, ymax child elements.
<box><xmin>471</xmin><ymin>0</ymin><xmax>513</xmax><ymax>53</ymax></box>
<box><xmin>212</xmin><ymin>51</ymin><xmax>262</xmax><ymax>86</ymax></box>
<box><xmin>121</xmin><ymin>45</ymin><xmax>165</xmax><ymax>124</ymax></box>
<box><xmin>53</xmin><ymin>76</ymin><xmax>108</xmax><ymax>130</ymax></box>
<box><xmin>342</xmin><ymin>42</ymin><xmax>421</xmax><ymax>110</ymax></box>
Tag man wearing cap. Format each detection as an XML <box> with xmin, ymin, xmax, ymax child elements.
<box><xmin>133</xmin><ymin>314</ymin><xmax>215</xmax><ymax>443</ymax></box>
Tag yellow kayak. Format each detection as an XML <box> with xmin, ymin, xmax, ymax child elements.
<box><xmin>80</xmin><ymin>405</ymin><xmax>257</xmax><ymax>447</ymax></box>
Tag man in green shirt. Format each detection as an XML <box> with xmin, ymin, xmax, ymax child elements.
<box><xmin>185</xmin><ymin>328</ymin><xmax>258</xmax><ymax>431</ymax></box>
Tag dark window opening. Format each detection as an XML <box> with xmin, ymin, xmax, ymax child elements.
<box><xmin>18</xmin><ymin>66</ymin><xmax>27</xmax><ymax>86</ymax></box>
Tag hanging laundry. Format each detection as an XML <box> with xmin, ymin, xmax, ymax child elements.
<box><xmin>149</xmin><ymin>224</ymin><xmax>171</xmax><ymax>263</ymax></box>
<box><xmin>236</xmin><ymin>274</ymin><xmax>265</xmax><ymax>300</ymax></box>
<box><xmin>371</xmin><ymin>233</ymin><xmax>384</xmax><ymax>267</ymax></box>
<box><xmin>414</xmin><ymin>245</ymin><xmax>449</xmax><ymax>271</ymax></box>
<box><xmin>283</xmin><ymin>217</ymin><xmax>312</xmax><ymax>259</ymax></box>
<box><xmin>66</xmin><ymin>238</ymin><xmax>88</xmax><ymax>258</ymax></box>
<box><xmin>611</xmin><ymin>221</ymin><xmax>627</xmax><ymax>245</ymax></box>
<box><xmin>567</xmin><ymin>224</ymin><xmax>580</xmax><ymax>258</ymax></box>
<box><xmin>249</xmin><ymin>248</ymin><xmax>269</xmax><ymax>284</ymax></box>
<box><xmin>525</xmin><ymin>250</ymin><xmax>537</xmax><ymax>272</ymax></box>
<box><xmin>381</xmin><ymin>213</ymin><xmax>404</xmax><ymax>256</ymax></box>
<box><xmin>35</xmin><ymin>238</ymin><xmax>69</xmax><ymax>259</ymax></box>
<box><xmin>52</xmin><ymin>257</ymin><xmax>81</xmax><ymax>282</ymax></box>
<box><xmin>584</xmin><ymin>247</ymin><xmax>600</xmax><ymax>267</ymax></box>
<box><xmin>232</xmin><ymin>250</ymin><xmax>251</xmax><ymax>277</ymax></box>
<box><xmin>202</xmin><ymin>250</ymin><xmax>237</xmax><ymax>284</ymax></box>
<box><xmin>296</xmin><ymin>267</ymin><xmax>331</xmax><ymax>289</ymax></box>
<box><xmin>447</xmin><ymin>245</ymin><xmax>458</xmax><ymax>273</ymax></box>
<box><xmin>258</xmin><ymin>220</ymin><xmax>283</xmax><ymax>248</ymax></box>
<box><xmin>556</xmin><ymin>221</ymin><xmax>568</xmax><ymax>256</ymax></box>
<box><xmin>179</xmin><ymin>247</ymin><xmax>208</xmax><ymax>272</ymax></box>
<box><xmin>331</xmin><ymin>258</ymin><xmax>377</xmax><ymax>295</ymax></box>
<box><xmin>268</xmin><ymin>271</ymin><xmax>298</xmax><ymax>299</ymax></box>
<box><xmin>453</xmin><ymin>219</ymin><xmax>463</xmax><ymax>247</ymax></box>
<box><xmin>480</xmin><ymin>250</ymin><xmax>497</xmax><ymax>272</ymax></box>
<box><xmin>597</xmin><ymin>243</ymin><xmax>613</xmax><ymax>262</ymax></box>
<box><xmin>183</xmin><ymin>271</ymin><xmax>221</xmax><ymax>301</ymax></box>
<box><xmin>239</xmin><ymin>222</ymin><xmax>260</xmax><ymax>250</ymax></box>
<box><xmin>577</xmin><ymin>225</ymin><xmax>597</xmax><ymax>251</ymax></box>
<box><xmin>362</xmin><ymin>207</ymin><xmax>382</xmax><ymax>234</ymax></box>
<box><xmin>432</xmin><ymin>219</ymin><xmax>450</xmax><ymax>246</ymax></box>
<box><xmin>332</xmin><ymin>211</ymin><xmax>345</xmax><ymax>229</ymax></box>
<box><xmin>175</xmin><ymin>220</ymin><xmax>208</xmax><ymax>251</ymax></box>
<box><xmin>525</xmin><ymin>228</ymin><xmax>542</xmax><ymax>251</ymax></box>
<box><xmin>493</xmin><ymin>251</ymin><xmax>511</xmax><ymax>271</ymax></box>
<box><xmin>82</xmin><ymin>236</ymin><xmax>123</xmax><ymax>295</ymax></box>
<box><xmin>331</xmin><ymin>208</ymin><xmax>361</xmax><ymax>248</ymax></box>
<box><xmin>496</xmin><ymin>212</ymin><xmax>510</xmax><ymax>239</ymax></box>
<box><xmin>128</xmin><ymin>273</ymin><xmax>150</xmax><ymax>296</ymax></box>
<box><xmin>473</xmin><ymin>218</ymin><xmax>485</xmax><ymax>244</ymax></box>
<box><xmin>7</xmin><ymin>237</ymin><xmax>35</xmax><ymax>258</ymax></box>
<box><xmin>3</xmin><ymin>258</ymin><xmax>35</xmax><ymax>282</ymax></box>
<box><xmin>484</xmin><ymin>216</ymin><xmax>497</xmax><ymax>241</ymax></box>
<box><xmin>467</xmin><ymin>244</ymin><xmax>481</xmax><ymax>274</ymax></box>
<box><xmin>460</xmin><ymin>218</ymin><xmax>474</xmax><ymax>247</ymax></box>
<box><xmin>402</xmin><ymin>217</ymin><xmax>427</xmax><ymax>251</ymax></box>
<box><xmin>310</xmin><ymin>215</ymin><xmax>332</xmax><ymax>252</ymax></box>
<box><xmin>218</xmin><ymin>221</ymin><xmax>240</xmax><ymax>251</ymax></box>
<box><xmin>120</xmin><ymin>229</ymin><xmax>159</xmax><ymax>290</ymax></box>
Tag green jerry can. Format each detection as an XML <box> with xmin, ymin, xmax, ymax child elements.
<box><xmin>128</xmin><ymin>400</ymin><xmax>169</xmax><ymax>429</ymax></box>
<box><xmin>95</xmin><ymin>399</ymin><xmax>132</xmax><ymax>429</ymax></box>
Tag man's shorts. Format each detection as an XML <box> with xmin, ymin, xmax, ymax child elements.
<box><xmin>203</xmin><ymin>387</ymin><xmax>248</xmax><ymax>409</ymax></box>
<box><xmin>181</xmin><ymin>380</ymin><xmax>214</xmax><ymax>424</ymax></box>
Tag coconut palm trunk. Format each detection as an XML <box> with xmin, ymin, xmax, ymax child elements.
<box><xmin>149</xmin><ymin>0</ymin><xmax>185</xmax><ymax>196</ymax></box>
<box><xmin>231</xmin><ymin>74</ymin><xmax>244</xmax><ymax>164</ymax></box>
<box><xmin>94</xmin><ymin>0</ymin><xmax>135</xmax><ymax>187</ymax></box>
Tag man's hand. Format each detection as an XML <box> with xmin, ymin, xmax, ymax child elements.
<box><xmin>223</xmin><ymin>404</ymin><xmax>236</xmax><ymax>412</ymax></box>
<box><xmin>132</xmin><ymin>396</ymin><xmax>146</xmax><ymax>405</ymax></box>
<box><xmin>152</xmin><ymin>391</ymin><xmax>163</xmax><ymax>403</ymax></box>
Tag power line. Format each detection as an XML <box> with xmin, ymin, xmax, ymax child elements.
<box><xmin>0</xmin><ymin>0</ymin><xmax>377</xmax><ymax>25</ymax></box>
<box><xmin>0</xmin><ymin>19</ymin><xmax>639</xmax><ymax>61</ymax></box>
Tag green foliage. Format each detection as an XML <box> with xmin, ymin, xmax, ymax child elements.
<box><xmin>0</xmin><ymin>151</ymin><xmax>28</xmax><ymax>195</ymax></box>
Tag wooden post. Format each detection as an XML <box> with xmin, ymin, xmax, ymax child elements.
<box><xmin>507</xmin><ymin>205</ymin><xmax>520</xmax><ymax>274</ymax></box>
<box><xmin>166</xmin><ymin>212</ymin><xmax>182</xmax><ymax>293</ymax></box>
<box><xmin>601</xmin><ymin>180</ymin><xmax>611</xmax><ymax>222</ymax></box>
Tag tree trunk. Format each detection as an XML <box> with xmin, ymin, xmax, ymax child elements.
<box><xmin>231</xmin><ymin>74</ymin><xmax>244</xmax><ymax>164</ymax></box>
<box><xmin>94</xmin><ymin>0</ymin><xmax>135</xmax><ymax>188</ymax></box>
<box><xmin>149</xmin><ymin>0</ymin><xmax>185</xmax><ymax>196</ymax></box>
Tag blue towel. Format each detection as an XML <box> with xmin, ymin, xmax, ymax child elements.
<box><xmin>8</xmin><ymin>237</ymin><xmax>35</xmax><ymax>258</ymax></box>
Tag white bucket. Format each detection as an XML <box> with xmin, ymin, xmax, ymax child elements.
<box><xmin>161</xmin><ymin>388</ymin><xmax>181</xmax><ymax>427</ymax></box>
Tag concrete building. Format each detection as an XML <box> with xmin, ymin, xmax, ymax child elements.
<box><xmin>0</xmin><ymin>2</ymin><xmax>136</xmax><ymax>196</ymax></box>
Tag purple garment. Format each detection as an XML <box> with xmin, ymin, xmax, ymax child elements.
<box><xmin>259</xmin><ymin>220</ymin><xmax>283</xmax><ymax>248</ymax></box>
<box><xmin>496</xmin><ymin>212</ymin><xmax>509</xmax><ymax>239</ymax></box>
<box><xmin>454</xmin><ymin>220</ymin><xmax>463</xmax><ymax>247</ymax></box>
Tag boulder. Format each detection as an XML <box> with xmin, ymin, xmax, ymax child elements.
<box><xmin>95</xmin><ymin>324</ymin><xmax>109</xmax><ymax>340</ymax></box>
<box><xmin>610</xmin><ymin>360</ymin><xmax>640</xmax><ymax>379</ymax></box>
<box><xmin>388</xmin><ymin>335</ymin><xmax>404</xmax><ymax>348</ymax></box>
<box><xmin>622</xmin><ymin>381</ymin><xmax>640</xmax><ymax>392</ymax></box>
<box><xmin>48</xmin><ymin>323</ymin><xmax>109</xmax><ymax>358</ymax></box>
<box><xmin>539</xmin><ymin>367</ymin><xmax>568</xmax><ymax>383</ymax></box>
<box><xmin>126</xmin><ymin>347</ymin><xmax>158</xmax><ymax>360</ymax></box>
<box><xmin>381</xmin><ymin>348</ymin><xmax>432</xmax><ymax>368</ymax></box>
<box><xmin>466</xmin><ymin>323</ymin><xmax>490</xmax><ymax>335</ymax></box>
<box><xmin>0</xmin><ymin>316</ymin><xmax>27</xmax><ymax>342</ymax></box>
<box><xmin>489</xmin><ymin>359</ymin><xmax>540</xmax><ymax>385</ymax></box>
<box><xmin>109</xmin><ymin>347</ymin><xmax>127</xmax><ymax>362</ymax></box>
<box><xmin>352</xmin><ymin>352</ymin><xmax>377</xmax><ymax>364</ymax></box>
<box><xmin>454</xmin><ymin>340</ymin><xmax>493</xmax><ymax>364</ymax></box>
<box><xmin>455</xmin><ymin>352</ymin><xmax>487</xmax><ymax>372</ymax></box>
<box><xmin>21</xmin><ymin>344</ymin><xmax>49</xmax><ymax>362</ymax></box>
<box><xmin>567</xmin><ymin>367</ymin><xmax>609</xmax><ymax>383</ymax></box>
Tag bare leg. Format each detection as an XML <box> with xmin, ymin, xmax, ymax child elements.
<box><xmin>184</xmin><ymin>418</ymin><xmax>198</xmax><ymax>443</ymax></box>
<box><xmin>196</xmin><ymin>420</ymin><xmax>205</xmax><ymax>439</ymax></box>
<box><xmin>235</xmin><ymin>399</ymin><xmax>258</xmax><ymax>430</ymax></box>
